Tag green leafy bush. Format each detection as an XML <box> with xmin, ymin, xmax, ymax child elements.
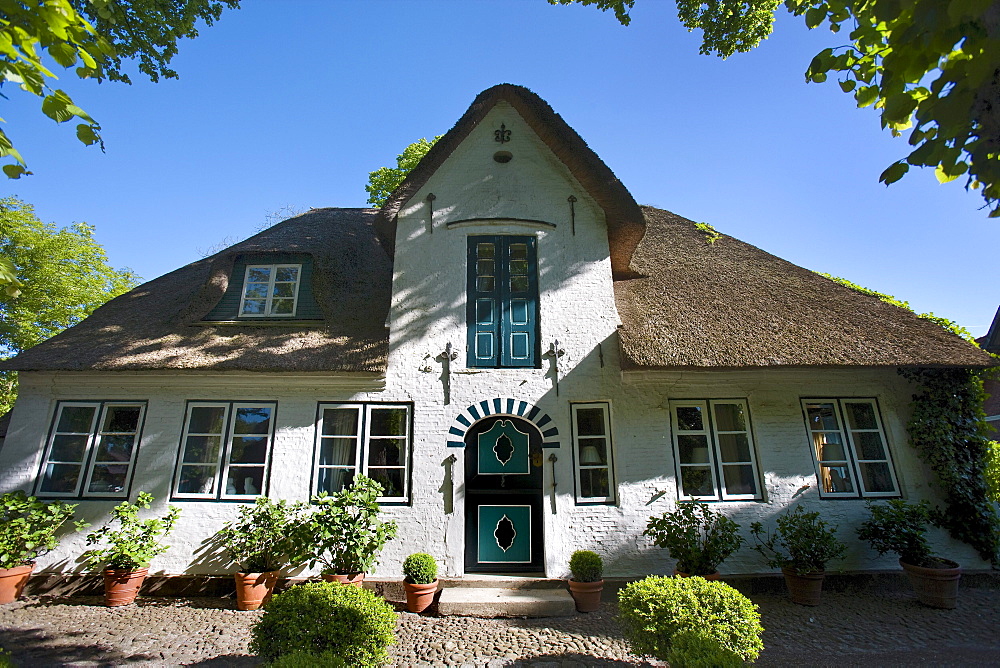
<box><xmin>568</xmin><ymin>550</ymin><xmax>603</xmax><ymax>582</ymax></box>
<box><xmin>667</xmin><ymin>629</ymin><xmax>744</xmax><ymax>668</ymax></box>
<box><xmin>220</xmin><ymin>497</ymin><xmax>305</xmax><ymax>573</ymax></box>
<box><xmin>84</xmin><ymin>492</ymin><xmax>180</xmax><ymax>570</ymax></box>
<box><xmin>267</xmin><ymin>649</ymin><xmax>347</xmax><ymax>668</ymax></box>
<box><xmin>750</xmin><ymin>505</ymin><xmax>846</xmax><ymax>574</ymax></box>
<box><xmin>617</xmin><ymin>575</ymin><xmax>763</xmax><ymax>663</ymax></box>
<box><xmin>0</xmin><ymin>647</ymin><xmax>14</xmax><ymax>668</ymax></box>
<box><xmin>402</xmin><ymin>553</ymin><xmax>437</xmax><ymax>584</ymax></box>
<box><xmin>986</xmin><ymin>440</ymin><xmax>1000</xmax><ymax>504</ymax></box>
<box><xmin>644</xmin><ymin>502</ymin><xmax>743</xmax><ymax>575</ymax></box>
<box><xmin>250</xmin><ymin>581</ymin><xmax>397</xmax><ymax>665</ymax></box>
<box><xmin>856</xmin><ymin>499</ymin><xmax>938</xmax><ymax>567</ymax></box>
<box><xmin>0</xmin><ymin>491</ymin><xmax>86</xmax><ymax>568</ymax></box>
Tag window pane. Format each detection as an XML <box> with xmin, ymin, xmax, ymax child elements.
<box><xmin>575</xmin><ymin>408</ymin><xmax>605</xmax><ymax>436</ymax></box>
<box><xmin>230</xmin><ymin>436</ymin><xmax>268</xmax><ymax>464</ymax></box>
<box><xmin>322</xmin><ymin>408</ymin><xmax>359</xmax><ymax>436</ymax></box>
<box><xmin>244</xmin><ymin>283</ymin><xmax>269</xmax><ymax>298</ymax></box>
<box><xmin>680</xmin><ymin>466</ymin><xmax>714</xmax><ymax>497</ymax></box>
<box><xmin>50</xmin><ymin>434</ymin><xmax>88</xmax><ymax>462</ymax></box>
<box><xmin>860</xmin><ymin>462</ymin><xmax>894</xmax><ymax>493</ymax></box>
<box><xmin>177</xmin><ymin>466</ymin><xmax>216</xmax><ymax>495</ymax></box>
<box><xmin>510</xmin><ymin>275</ymin><xmax>529</xmax><ymax>292</ymax></box>
<box><xmin>189</xmin><ymin>406</ymin><xmax>226</xmax><ymax>434</ymax></box>
<box><xmin>675</xmin><ymin>406</ymin><xmax>704</xmax><ymax>431</ymax></box>
<box><xmin>275</xmin><ymin>267</ymin><xmax>298</xmax><ymax>282</ymax></box>
<box><xmin>273</xmin><ymin>283</ymin><xmax>295</xmax><ymax>298</ymax></box>
<box><xmin>320</xmin><ymin>437</ymin><xmax>357</xmax><ymax>466</ymax></box>
<box><xmin>241</xmin><ymin>299</ymin><xmax>266</xmax><ymax>315</ymax></box>
<box><xmin>368</xmin><ymin>439</ymin><xmax>404</xmax><ymax>466</ymax></box>
<box><xmin>509</xmin><ymin>259</ymin><xmax>528</xmax><ymax>275</ymax></box>
<box><xmin>509</xmin><ymin>243</ymin><xmax>527</xmax><ymax>260</ymax></box>
<box><xmin>247</xmin><ymin>267</ymin><xmax>271</xmax><ymax>282</ymax></box>
<box><xmin>677</xmin><ymin>434</ymin><xmax>710</xmax><ymax>463</ymax></box>
<box><xmin>806</xmin><ymin>403</ymin><xmax>840</xmax><ymax>431</ymax></box>
<box><xmin>855</xmin><ymin>431</ymin><xmax>888</xmax><ymax>460</ymax></box>
<box><xmin>845</xmin><ymin>402</ymin><xmax>878</xmax><ymax>430</ymax></box>
<box><xmin>57</xmin><ymin>406</ymin><xmax>96</xmax><ymax>433</ymax></box>
<box><xmin>87</xmin><ymin>465</ymin><xmax>127</xmax><ymax>494</ymax></box>
<box><xmin>578</xmin><ymin>438</ymin><xmax>607</xmax><ymax>465</ymax></box>
<box><xmin>226</xmin><ymin>467</ymin><xmax>264</xmax><ymax>496</ymax></box>
<box><xmin>477</xmin><ymin>243</ymin><xmax>494</xmax><ymax>259</ymax></box>
<box><xmin>183</xmin><ymin>435</ymin><xmax>222</xmax><ymax>463</ymax></box>
<box><xmin>477</xmin><ymin>260</ymin><xmax>494</xmax><ymax>276</ymax></box>
<box><xmin>94</xmin><ymin>434</ymin><xmax>135</xmax><ymax>462</ymax></box>
<box><xmin>820</xmin><ymin>464</ymin><xmax>854</xmax><ymax>493</ymax></box>
<box><xmin>40</xmin><ymin>464</ymin><xmax>81</xmax><ymax>493</ymax></box>
<box><xmin>722</xmin><ymin>465</ymin><xmax>757</xmax><ymax>496</ymax></box>
<box><xmin>717</xmin><ymin>433</ymin><xmax>750</xmax><ymax>462</ymax></box>
<box><xmin>368</xmin><ymin>468</ymin><xmax>404</xmax><ymax>497</ymax></box>
<box><xmin>713</xmin><ymin>403</ymin><xmax>747</xmax><ymax>432</ymax></box>
<box><xmin>369</xmin><ymin>408</ymin><xmax>406</xmax><ymax>436</ymax></box>
<box><xmin>477</xmin><ymin>276</ymin><xmax>495</xmax><ymax>292</ymax></box>
<box><xmin>581</xmin><ymin>468</ymin><xmax>609</xmax><ymax>498</ymax></box>
<box><xmin>317</xmin><ymin>467</ymin><xmax>354</xmax><ymax>495</ymax></box>
<box><xmin>103</xmin><ymin>406</ymin><xmax>141</xmax><ymax>433</ymax></box>
<box><xmin>814</xmin><ymin>433</ymin><xmax>846</xmax><ymax>461</ymax></box>
<box><xmin>233</xmin><ymin>407</ymin><xmax>272</xmax><ymax>434</ymax></box>
<box><xmin>271</xmin><ymin>299</ymin><xmax>294</xmax><ymax>314</ymax></box>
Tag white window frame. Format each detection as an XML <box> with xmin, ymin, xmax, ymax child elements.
<box><xmin>802</xmin><ymin>398</ymin><xmax>899</xmax><ymax>499</ymax></box>
<box><xmin>571</xmin><ymin>402</ymin><xmax>616</xmax><ymax>504</ymax></box>
<box><xmin>238</xmin><ymin>263</ymin><xmax>302</xmax><ymax>317</ymax></box>
<box><xmin>172</xmin><ymin>401</ymin><xmax>277</xmax><ymax>500</ymax></box>
<box><xmin>35</xmin><ymin>401</ymin><xmax>146</xmax><ymax>498</ymax></box>
<box><xmin>670</xmin><ymin>399</ymin><xmax>762</xmax><ymax>501</ymax></box>
<box><xmin>313</xmin><ymin>403</ymin><xmax>412</xmax><ymax>503</ymax></box>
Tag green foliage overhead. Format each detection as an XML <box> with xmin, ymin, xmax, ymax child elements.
<box><xmin>568</xmin><ymin>549</ymin><xmax>604</xmax><ymax>582</ymax></box>
<box><xmin>0</xmin><ymin>196</ymin><xmax>140</xmax><ymax>413</ymax></box>
<box><xmin>402</xmin><ymin>552</ymin><xmax>438</xmax><ymax>584</ymax></box>
<box><xmin>249</xmin><ymin>581</ymin><xmax>397</xmax><ymax>666</ymax></box>
<box><xmin>551</xmin><ymin>0</ymin><xmax>1000</xmax><ymax>217</ymax></box>
<box><xmin>365</xmin><ymin>136</ymin><xmax>441</xmax><ymax>208</ymax></box>
<box><xmin>0</xmin><ymin>491</ymin><xmax>86</xmax><ymax>568</ymax></box>
<box><xmin>1</xmin><ymin>0</ymin><xmax>239</xmax><ymax>179</ymax></box>
<box><xmin>750</xmin><ymin>505</ymin><xmax>847</xmax><ymax>574</ymax></box>
<box><xmin>616</xmin><ymin>575</ymin><xmax>764</xmax><ymax>662</ymax></box>
<box><xmin>219</xmin><ymin>496</ymin><xmax>305</xmax><ymax>573</ymax></box>
<box><xmin>644</xmin><ymin>502</ymin><xmax>743</xmax><ymax>575</ymax></box>
<box><xmin>84</xmin><ymin>491</ymin><xmax>181</xmax><ymax>570</ymax></box>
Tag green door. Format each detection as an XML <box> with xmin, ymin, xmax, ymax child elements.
<box><xmin>465</xmin><ymin>416</ymin><xmax>544</xmax><ymax>573</ymax></box>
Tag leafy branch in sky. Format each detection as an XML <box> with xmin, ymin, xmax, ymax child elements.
<box><xmin>550</xmin><ymin>0</ymin><xmax>1000</xmax><ymax>218</ymax></box>
<box><xmin>366</xmin><ymin>137</ymin><xmax>441</xmax><ymax>208</ymax></box>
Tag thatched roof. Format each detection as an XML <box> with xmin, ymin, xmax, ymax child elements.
<box><xmin>615</xmin><ymin>207</ymin><xmax>993</xmax><ymax>369</ymax></box>
<box><xmin>375</xmin><ymin>84</ymin><xmax>646</xmax><ymax>279</ymax></box>
<box><xmin>2</xmin><ymin>209</ymin><xmax>391</xmax><ymax>373</ymax></box>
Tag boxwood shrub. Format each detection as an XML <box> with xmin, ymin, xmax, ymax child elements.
<box><xmin>616</xmin><ymin>575</ymin><xmax>763</xmax><ymax>662</ymax></box>
<box><xmin>667</xmin><ymin>629</ymin><xmax>745</xmax><ymax>668</ymax></box>
<box><xmin>250</xmin><ymin>581</ymin><xmax>396</xmax><ymax>666</ymax></box>
<box><xmin>267</xmin><ymin>649</ymin><xmax>348</xmax><ymax>667</ymax></box>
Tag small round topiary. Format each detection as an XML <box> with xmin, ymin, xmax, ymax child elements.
<box><xmin>249</xmin><ymin>581</ymin><xmax>397</xmax><ymax>666</ymax></box>
<box><xmin>568</xmin><ymin>550</ymin><xmax>603</xmax><ymax>582</ymax></box>
<box><xmin>616</xmin><ymin>575</ymin><xmax>763</xmax><ymax>663</ymax></box>
<box><xmin>267</xmin><ymin>649</ymin><xmax>348</xmax><ymax>668</ymax></box>
<box><xmin>667</xmin><ymin>629</ymin><xmax>744</xmax><ymax>668</ymax></box>
<box><xmin>402</xmin><ymin>553</ymin><xmax>438</xmax><ymax>584</ymax></box>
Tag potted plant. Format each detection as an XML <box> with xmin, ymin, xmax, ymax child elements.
<box><xmin>567</xmin><ymin>549</ymin><xmax>604</xmax><ymax>612</ymax></box>
<box><xmin>292</xmin><ymin>475</ymin><xmax>397</xmax><ymax>585</ymax></box>
<box><xmin>0</xmin><ymin>491</ymin><xmax>86</xmax><ymax>604</ymax></box>
<box><xmin>857</xmin><ymin>499</ymin><xmax>961</xmax><ymax>609</ymax></box>
<box><xmin>84</xmin><ymin>492</ymin><xmax>181</xmax><ymax>607</ymax></box>
<box><xmin>750</xmin><ymin>505</ymin><xmax>846</xmax><ymax>605</ymax></box>
<box><xmin>401</xmin><ymin>552</ymin><xmax>438</xmax><ymax>613</ymax></box>
<box><xmin>220</xmin><ymin>497</ymin><xmax>305</xmax><ymax>610</ymax></box>
<box><xmin>644</xmin><ymin>502</ymin><xmax>743</xmax><ymax>578</ymax></box>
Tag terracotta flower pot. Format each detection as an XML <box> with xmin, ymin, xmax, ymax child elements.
<box><xmin>322</xmin><ymin>572</ymin><xmax>365</xmax><ymax>587</ymax></box>
<box><xmin>403</xmin><ymin>579</ymin><xmax>439</xmax><ymax>613</ymax></box>
<box><xmin>672</xmin><ymin>569</ymin><xmax>721</xmax><ymax>581</ymax></box>
<box><xmin>568</xmin><ymin>579</ymin><xmax>604</xmax><ymax>613</ymax></box>
<box><xmin>234</xmin><ymin>571</ymin><xmax>279</xmax><ymax>610</ymax></box>
<box><xmin>900</xmin><ymin>558</ymin><xmax>961</xmax><ymax>609</ymax></box>
<box><xmin>781</xmin><ymin>566</ymin><xmax>825</xmax><ymax>606</ymax></box>
<box><xmin>0</xmin><ymin>563</ymin><xmax>35</xmax><ymax>604</ymax></box>
<box><xmin>103</xmin><ymin>567</ymin><xmax>148</xmax><ymax>607</ymax></box>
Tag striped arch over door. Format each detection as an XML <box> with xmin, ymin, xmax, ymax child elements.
<box><xmin>448</xmin><ymin>398</ymin><xmax>560</xmax><ymax>448</ymax></box>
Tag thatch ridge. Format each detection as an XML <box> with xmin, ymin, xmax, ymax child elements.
<box><xmin>615</xmin><ymin>207</ymin><xmax>993</xmax><ymax>369</ymax></box>
<box><xmin>375</xmin><ymin>83</ymin><xmax>646</xmax><ymax>278</ymax></box>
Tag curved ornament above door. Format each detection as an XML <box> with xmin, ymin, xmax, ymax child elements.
<box><xmin>447</xmin><ymin>397</ymin><xmax>560</xmax><ymax>448</ymax></box>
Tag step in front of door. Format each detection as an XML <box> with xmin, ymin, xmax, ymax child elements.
<box><xmin>437</xmin><ymin>586</ymin><xmax>576</xmax><ymax>617</ymax></box>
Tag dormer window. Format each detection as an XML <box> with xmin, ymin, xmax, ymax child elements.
<box><xmin>239</xmin><ymin>264</ymin><xmax>301</xmax><ymax>317</ymax></box>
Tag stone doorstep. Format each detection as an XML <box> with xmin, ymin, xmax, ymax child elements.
<box><xmin>437</xmin><ymin>586</ymin><xmax>576</xmax><ymax>618</ymax></box>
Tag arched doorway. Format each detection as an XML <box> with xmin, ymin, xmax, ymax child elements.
<box><xmin>464</xmin><ymin>415</ymin><xmax>544</xmax><ymax>573</ymax></box>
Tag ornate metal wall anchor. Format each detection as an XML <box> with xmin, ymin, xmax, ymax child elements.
<box><xmin>544</xmin><ymin>339</ymin><xmax>566</xmax><ymax>396</ymax></box>
<box><xmin>494</xmin><ymin>123</ymin><xmax>511</xmax><ymax>144</ymax></box>
<box><xmin>435</xmin><ymin>342</ymin><xmax>460</xmax><ymax>405</ymax></box>
<box><xmin>425</xmin><ymin>193</ymin><xmax>436</xmax><ymax>234</ymax></box>
<box><xmin>567</xmin><ymin>195</ymin><xmax>577</xmax><ymax>236</ymax></box>
<box><xmin>548</xmin><ymin>453</ymin><xmax>558</xmax><ymax>514</ymax></box>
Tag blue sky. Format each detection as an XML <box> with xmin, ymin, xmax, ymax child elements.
<box><xmin>5</xmin><ymin>0</ymin><xmax>997</xmax><ymax>334</ymax></box>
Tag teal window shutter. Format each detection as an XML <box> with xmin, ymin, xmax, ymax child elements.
<box><xmin>467</xmin><ymin>236</ymin><xmax>538</xmax><ymax>368</ymax></box>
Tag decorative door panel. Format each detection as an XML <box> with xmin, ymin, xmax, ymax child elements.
<box><xmin>478</xmin><ymin>505</ymin><xmax>532</xmax><ymax>563</ymax></box>
<box><xmin>477</xmin><ymin>419</ymin><xmax>530</xmax><ymax>475</ymax></box>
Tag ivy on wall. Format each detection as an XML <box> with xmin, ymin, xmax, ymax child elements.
<box><xmin>900</xmin><ymin>367</ymin><xmax>1000</xmax><ymax>565</ymax></box>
